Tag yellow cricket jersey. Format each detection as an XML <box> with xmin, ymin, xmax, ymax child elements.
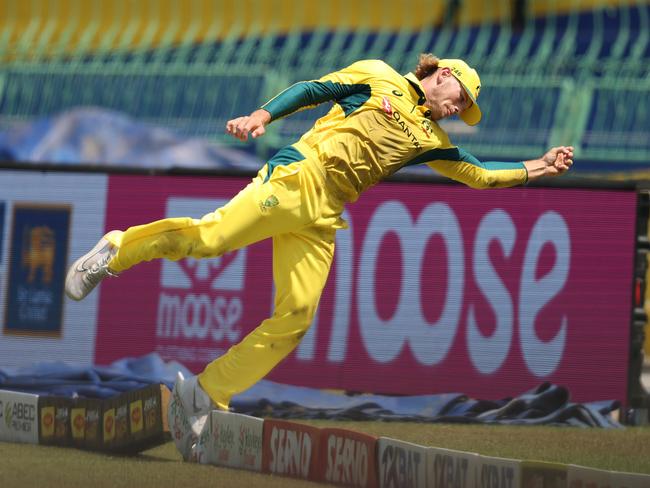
<box><xmin>261</xmin><ymin>59</ymin><xmax>527</xmax><ymax>202</ymax></box>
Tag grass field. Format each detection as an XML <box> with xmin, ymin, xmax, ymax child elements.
<box><xmin>1</xmin><ymin>420</ymin><xmax>649</xmax><ymax>488</ymax></box>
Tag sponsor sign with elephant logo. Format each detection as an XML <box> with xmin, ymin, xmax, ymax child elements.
<box><xmin>4</xmin><ymin>204</ymin><xmax>71</xmax><ymax>336</ymax></box>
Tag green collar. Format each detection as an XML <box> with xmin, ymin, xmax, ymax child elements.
<box><xmin>403</xmin><ymin>72</ymin><xmax>426</xmax><ymax>105</ymax></box>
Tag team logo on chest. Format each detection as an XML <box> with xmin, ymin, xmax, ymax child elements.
<box><xmin>420</xmin><ymin>119</ymin><xmax>433</xmax><ymax>138</ymax></box>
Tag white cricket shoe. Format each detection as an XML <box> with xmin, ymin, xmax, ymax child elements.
<box><xmin>168</xmin><ymin>372</ymin><xmax>214</xmax><ymax>461</ymax></box>
<box><xmin>65</xmin><ymin>230</ymin><xmax>122</xmax><ymax>301</ymax></box>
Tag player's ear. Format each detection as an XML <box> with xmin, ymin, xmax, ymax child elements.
<box><xmin>435</xmin><ymin>67</ymin><xmax>452</xmax><ymax>85</ymax></box>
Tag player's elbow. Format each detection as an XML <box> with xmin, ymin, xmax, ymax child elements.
<box><xmin>466</xmin><ymin>170</ymin><xmax>500</xmax><ymax>189</ymax></box>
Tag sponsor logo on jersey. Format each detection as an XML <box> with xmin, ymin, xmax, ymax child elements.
<box><xmin>391</xmin><ymin>111</ymin><xmax>421</xmax><ymax>149</ymax></box>
<box><xmin>381</xmin><ymin>96</ymin><xmax>393</xmax><ymax>116</ymax></box>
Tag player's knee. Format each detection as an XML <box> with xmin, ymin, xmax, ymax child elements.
<box><xmin>264</xmin><ymin>299</ymin><xmax>318</xmax><ymax>336</ymax></box>
<box><xmin>288</xmin><ymin>303</ymin><xmax>317</xmax><ymax>331</ymax></box>
<box><xmin>213</xmin><ymin>234</ymin><xmax>227</xmax><ymax>254</ymax></box>
<box><xmin>196</xmin><ymin>229</ymin><xmax>227</xmax><ymax>256</ymax></box>
<box><xmin>150</xmin><ymin>233</ymin><xmax>181</xmax><ymax>258</ymax></box>
<box><xmin>293</xmin><ymin>302</ymin><xmax>314</xmax><ymax>318</ymax></box>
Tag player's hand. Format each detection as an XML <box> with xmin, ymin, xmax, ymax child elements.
<box><xmin>541</xmin><ymin>146</ymin><xmax>574</xmax><ymax>176</ymax></box>
<box><xmin>225</xmin><ymin>109</ymin><xmax>272</xmax><ymax>142</ymax></box>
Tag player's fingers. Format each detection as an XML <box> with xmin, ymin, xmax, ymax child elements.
<box><xmin>227</xmin><ymin>116</ymin><xmax>245</xmax><ymax>129</ymax></box>
<box><xmin>561</xmin><ymin>155</ymin><xmax>574</xmax><ymax>171</ymax></box>
<box><xmin>234</xmin><ymin>118</ymin><xmax>253</xmax><ymax>141</ymax></box>
<box><xmin>557</xmin><ymin>154</ymin><xmax>569</xmax><ymax>171</ymax></box>
<box><xmin>226</xmin><ymin>117</ymin><xmax>245</xmax><ymax>137</ymax></box>
<box><xmin>251</xmin><ymin>125</ymin><xmax>266</xmax><ymax>138</ymax></box>
<box><xmin>547</xmin><ymin>146</ymin><xmax>564</xmax><ymax>162</ymax></box>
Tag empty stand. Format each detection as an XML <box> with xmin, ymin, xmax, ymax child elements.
<box><xmin>0</xmin><ymin>0</ymin><xmax>648</xmax><ymax>163</ymax></box>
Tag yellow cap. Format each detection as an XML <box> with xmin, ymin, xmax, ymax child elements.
<box><xmin>438</xmin><ymin>58</ymin><xmax>482</xmax><ymax>126</ymax></box>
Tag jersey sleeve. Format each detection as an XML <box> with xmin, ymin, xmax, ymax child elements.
<box><xmin>424</xmin><ymin>147</ymin><xmax>528</xmax><ymax>189</ymax></box>
<box><xmin>261</xmin><ymin>60</ymin><xmax>380</xmax><ymax>121</ymax></box>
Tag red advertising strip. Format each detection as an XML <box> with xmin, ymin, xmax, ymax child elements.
<box><xmin>261</xmin><ymin>419</ymin><xmax>321</xmax><ymax>481</ymax></box>
<box><xmin>97</xmin><ymin>175</ymin><xmax>636</xmax><ymax>402</ymax></box>
<box><xmin>320</xmin><ymin>428</ymin><xmax>378</xmax><ymax>488</ymax></box>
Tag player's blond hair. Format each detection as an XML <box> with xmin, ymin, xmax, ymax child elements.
<box><xmin>414</xmin><ymin>53</ymin><xmax>440</xmax><ymax>80</ymax></box>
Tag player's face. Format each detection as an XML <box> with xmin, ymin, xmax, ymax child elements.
<box><xmin>424</xmin><ymin>69</ymin><xmax>470</xmax><ymax>121</ymax></box>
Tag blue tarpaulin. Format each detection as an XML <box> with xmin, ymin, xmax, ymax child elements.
<box><xmin>0</xmin><ymin>107</ymin><xmax>262</xmax><ymax>171</ymax></box>
<box><xmin>0</xmin><ymin>107</ymin><xmax>634</xmax><ymax>176</ymax></box>
<box><xmin>0</xmin><ymin>353</ymin><xmax>622</xmax><ymax>428</ymax></box>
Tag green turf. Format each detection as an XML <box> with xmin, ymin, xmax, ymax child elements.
<box><xmin>1</xmin><ymin>421</ymin><xmax>648</xmax><ymax>488</ymax></box>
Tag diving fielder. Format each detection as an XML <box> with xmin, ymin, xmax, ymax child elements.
<box><xmin>65</xmin><ymin>54</ymin><xmax>573</xmax><ymax>459</ymax></box>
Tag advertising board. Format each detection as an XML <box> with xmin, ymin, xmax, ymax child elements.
<box><xmin>0</xmin><ymin>171</ymin><xmax>108</xmax><ymax>367</ymax></box>
<box><xmin>96</xmin><ymin>175</ymin><xmax>636</xmax><ymax>401</ymax></box>
<box><xmin>0</xmin><ymin>390</ymin><xmax>39</xmax><ymax>444</ymax></box>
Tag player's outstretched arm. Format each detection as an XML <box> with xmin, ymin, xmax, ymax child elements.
<box><xmin>524</xmin><ymin>146</ymin><xmax>574</xmax><ymax>181</ymax></box>
<box><xmin>225</xmin><ymin>109</ymin><xmax>272</xmax><ymax>142</ymax></box>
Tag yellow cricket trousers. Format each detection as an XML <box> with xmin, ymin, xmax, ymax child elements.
<box><xmin>106</xmin><ymin>156</ymin><xmax>345</xmax><ymax>410</ymax></box>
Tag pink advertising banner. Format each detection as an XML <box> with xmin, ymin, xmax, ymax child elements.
<box><xmin>96</xmin><ymin>175</ymin><xmax>637</xmax><ymax>402</ymax></box>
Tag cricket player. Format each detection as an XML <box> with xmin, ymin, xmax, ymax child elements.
<box><xmin>65</xmin><ymin>54</ymin><xmax>573</xmax><ymax>460</ymax></box>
